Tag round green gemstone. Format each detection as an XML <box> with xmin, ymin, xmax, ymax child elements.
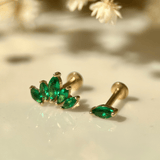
<box><xmin>92</xmin><ymin>106</ymin><xmax>114</xmax><ymax>119</ymax></box>
<box><xmin>57</xmin><ymin>88</ymin><xmax>69</xmax><ymax>104</ymax></box>
<box><xmin>62</xmin><ymin>97</ymin><xmax>77</xmax><ymax>109</ymax></box>
<box><xmin>48</xmin><ymin>76</ymin><xmax>60</xmax><ymax>100</ymax></box>
<box><xmin>31</xmin><ymin>88</ymin><xmax>43</xmax><ymax>103</ymax></box>
<box><xmin>40</xmin><ymin>82</ymin><xmax>49</xmax><ymax>100</ymax></box>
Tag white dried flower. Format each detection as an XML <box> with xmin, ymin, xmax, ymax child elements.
<box><xmin>0</xmin><ymin>0</ymin><xmax>40</xmax><ymax>28</ymax></box>
<box><xmin>90</xmin><ymin>0</ymin><xmax>122</xmax><ymax>24</ymax></box>
<box><xmin>67</xmin><ymin>0</ymin><xmax>94</xmax><ymax>12</ymax></box>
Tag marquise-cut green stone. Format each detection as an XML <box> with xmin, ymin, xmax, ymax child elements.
<box><xmin>57</xmin><ymin>88</ymin><xmax>69</xmax><ymax>104</ymax></box>
<box><xmin>40</xmin><ymin>82</ymin><xmax>49</xmax><ymax>100</ymax></box>
<box><xmin>31</xmin><ymin>88</ymin><xmax>43</xmax><ymax>103</ymax></box>
<box><xmin>48</xmin><ymin>76</ymin><xmax>60</xmax><ymax>100</ymax></box>
<box><xmin>92</xmin><ymin>106</ymin><xmax>114</xmax><ymax>119</ymax></box>
<box><xmin>62</xmin><ymin>97</ymin><xmax>77</xmax><ymax>109</ymax></box>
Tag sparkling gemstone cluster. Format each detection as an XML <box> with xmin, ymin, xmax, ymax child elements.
<box><xmin>30</xmin><ymin>74</ymin><xmax>78</xmax><ymax>109</ymax></box>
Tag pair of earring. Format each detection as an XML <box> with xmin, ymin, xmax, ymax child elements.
<box><xmin>30</xmin><ymin>71</ymin><xmax>129</xmax><ymax>119</ymax></box>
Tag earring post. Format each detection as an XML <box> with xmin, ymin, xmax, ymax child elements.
<box><xmin>63</xmin><ymin>72</ymin><xmax>83</xmax><ymax>90</ymax></box>
<box><xmin>105</xmin><ymin>88</ymin><xmax>121</xmax><ymax>106</ymax></box>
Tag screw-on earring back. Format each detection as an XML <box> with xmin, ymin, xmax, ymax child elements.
<box><xmin>63</xmin><ymin>72</ymin><xmax>83</xmax><ymax>90</ymax></box>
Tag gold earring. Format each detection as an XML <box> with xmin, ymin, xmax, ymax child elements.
<box><xmin>30</xmin><ymin>71</ymin><xmax>83</xmax><ymax>109</ymax></box>
<box><xmin>90</xmin><ymin>82</ymin><xmax>129</xmax><ymax>119</ymax></box>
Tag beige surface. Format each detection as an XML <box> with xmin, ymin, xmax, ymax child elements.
<box><xmin>0</xmin><ymin>10</ymin><xmax>160</xmax><ymax>160</ymax></box>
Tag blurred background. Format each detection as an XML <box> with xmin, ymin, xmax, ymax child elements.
<box><xmin>0</xmin><ymin>0</ymin><xmax>160</xmax><ymax>64</ymax></box>
<box><xmin>43</xmin><ymin>0</ymin><xmax>146</xmax><ymax>10</ymax></box>
<box><xmin>0</xmin><ymin>0</ymin><xmax>160</xmax><ymax>160</ymax></box>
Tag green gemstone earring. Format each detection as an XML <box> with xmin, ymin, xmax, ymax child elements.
<box><xmin>90</xmin><ymin>82</ymin><xmax>129</xmax><ymax>119</ymax></box>
<box><xmin>30</xmin><ymin>72</ymin><xmax>83</xmax><ymax>109</ymax></box>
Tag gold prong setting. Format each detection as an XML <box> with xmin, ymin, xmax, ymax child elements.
<box><xmin>40</xmin><ymin>100</ymin><xmax>44</xmax><ymax>106</ymax></box>
<box><xmin>71</xmin><ymin>96</ymin><xmax>80</xmax><ymax>109</ymax></box>
<box><xmin>29</xmin><ymin>85</ymin><xmax>36</xmax><ymax>90</ymax></box>
<box><xmin>54</xmin><ymin>72</ymin><xmax>61</xmax><ymax>77</ymax></box>
<box><xmin>30</xmin><ymin>72</ymin><xmax>81</xmax><ymax>109</ymax></box>
<box><xmin>55</xmin><ymin>100</ymin><xmax>65</xmax><ymax>107</ymax></box>
<box><xmin>111</xmin><ymin>108</ymin><xmax>118</xmax><ymax>117</ymax></box>
<box><xmin>49</xmin><ymin>99</ymin><xmax>54</xmax><ymax>104</ymax></box>
<box><xmin>39</xmin><ymin>80</ymin><xmax>48</xmax><ymax>84</ymax></box>
<box><xmin>44</xmin><ymin>99</ymin><xmax>49</xmax><ymax>103</ymax></box>
<box><xmin>89</xmin><ymin>106</ymin><xmax>96</xmax><ymax>114</ymax></box>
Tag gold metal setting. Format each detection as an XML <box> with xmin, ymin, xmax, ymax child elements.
<box><xmin>71</xmin><ymin>96</ymin><xmax>80</xmax><ymax>109</ymax></box>
<box><xmin>90</xmin><ymin>82</ymin><xmax>129</xmax><ymax>118</ymax></box>
<box><xmin>30</xmin><ymin>71</ymin><xmax>83</xmax><ymax>109</ymax></box>
<box><xmin>107</xmin><ymin>82</ymin><xmax>128</xmax><ymax>117</ymax></box>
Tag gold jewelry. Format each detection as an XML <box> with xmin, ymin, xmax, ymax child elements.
<box><xmin>30</xmin><ymin>72</ymin><xmax>83</xmax><ymax>109</ymax></box>
<box><xmin>90</xmin><ymin>82</ymin><xmax>129</xmax><ymax>119</ymax></box>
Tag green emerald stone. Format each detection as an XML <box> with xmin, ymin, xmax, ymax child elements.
<box><xmin>48</xmin><ymin>76</ymin><xmax>60</xmax><ymax>100</ymax></box>
<box><xmin>40</xmin><ymin>82</ymin><xmax>49</xmax><ymax>100</ymax></box>
<box><xmin>31</xmin><ymin>88</ymin><xmax>43</xmax><ymax>103</ymax></box>
<box><xmin>62</xmin><ymin>97</ymin><xmax>77</xmax><ymax>109</ymax></box>
<box><xmin>57</xmin><ymin>88</ymin><xmax>69</xmax><ymax>104</ymax></box>
<box><xmin>92</xmin><ymin>106</ymin><xmax>114</xmax><ymax>119</ymax></box>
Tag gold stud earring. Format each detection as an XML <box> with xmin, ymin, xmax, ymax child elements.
<box><xmin>90</xmin><ymin>82</ymin><xmax>129</xmax><ymax>119</ymax></box>
<box><xmin>30</xmin><ymin>71</ymin><xmax>83</xmax><ymax>109</ymax></box>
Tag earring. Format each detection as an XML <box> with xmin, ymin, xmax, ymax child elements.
<box><xmin>90</xmin><ymin>82</ymin><xmax>129</xmax><ymax>119</ymax></box>
<box><xmin>30</xmin><ymin>71</ymin><xmax>83</xmax><ymax>109</ymax></box>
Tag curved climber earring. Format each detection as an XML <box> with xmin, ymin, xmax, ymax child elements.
<box><xmin>90</xmin><ymin>82</ymin><xmax>129</xmax><ymax>119</ymax></box>
<box><xmin>30</xmin><ymin>71</ymin><xmax>83</xmax><ymax>109</ymax></box>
